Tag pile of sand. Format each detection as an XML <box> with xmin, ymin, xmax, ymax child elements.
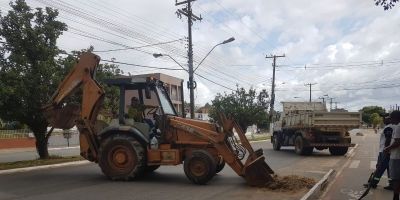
<box><xmin>262</xmin><ymin>175</ymin><xmax>316</xmax><ymax>192</ymax></box>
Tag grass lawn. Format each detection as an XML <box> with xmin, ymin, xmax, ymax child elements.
<box><xmin>0</xmin><ymin>156</ymin><xmax>84</xmax><ymax>170</ymax></box>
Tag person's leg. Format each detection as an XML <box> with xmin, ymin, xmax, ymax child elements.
<box><xmin>382</xmin><ymin>153</ymin><xmax>393</xmax><ymax>190</ymax></box>
<box><xmin>370</xmin><ymin>153</ymin><xmax>386</xmax><ymax>187</ymax></box>
<box><xmin>390</xmin><ymin>159</ymin><xmax>400</xmax><ymax>200</ymax></box>
<box><xmin>393</xmin><ymin>180</ymin><xmax>399</xmax><ymax>200</ymax></box>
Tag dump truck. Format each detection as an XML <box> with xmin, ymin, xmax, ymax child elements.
<box><xmin>271</xmin><ymin>102</ymin><xmax>360</xmax><ymax>155</ymax></box>
<box><xmin>43</xmin><ymin>52</ymin><xmax>274</xmax><ymax>186</ymax></box>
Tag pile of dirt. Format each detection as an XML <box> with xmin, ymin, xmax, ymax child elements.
<box><xmin>262</xmin><ymin>175</ymin><xmax>316</xmax><ymax>192</ymax></box>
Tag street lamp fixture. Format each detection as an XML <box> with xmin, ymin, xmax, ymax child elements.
<box><xmin>152</xmin><ymin>53</ymin><xmax>188</xmax><ymax>72</ymax></box>
<box><xmin>194</xmin><ymin>37</ymin><xmax>235</xmax><ymax>72</ymax></box>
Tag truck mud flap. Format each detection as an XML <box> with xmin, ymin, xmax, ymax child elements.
<box><xmin>243</xmin><ymin>155</ymin><xmax>275</xmax><ymax>186</ymax></box>
<box><xmin>309</xmin><ymin>143</ymin><xmax>356</xmax><ymax>147</ymax></box>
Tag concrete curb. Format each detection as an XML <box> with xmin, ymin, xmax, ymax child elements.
<box><xmin>300</xmin><ymin>169</ymin><xmax>336</xmax><ymax>200</ymax></box>
<box><xmin>345</xmin><ymin>144</ymin><xmax>358</xmax><ymax>157</ymax></box>
<box><xmin>249</xmin><ymin>139</ymin><xmax>270</xmax><ymax>143</ymax></box>
<box><xmin>0</xmin><ymin>160</ymin><xmax>90</xmax><ymax>175</ymax></box>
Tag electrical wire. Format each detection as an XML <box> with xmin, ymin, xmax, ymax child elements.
<box><xmin>101</xmin><ymin>59</ymin><xmax>185</xmax><ymax>71</ymax></box>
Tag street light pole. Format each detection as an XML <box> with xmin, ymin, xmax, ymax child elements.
<box><xmin>153</xmin><ymin>36</ymin><xmax>234</xmax><ymax>119</ymax></box>
<box><xmin>152</xmin><ymin>53</ymin><xmax>188</xmax><ymax>72</ymax></box>
<box><xmin>194</xmin><ymin>37</ymin><xmax>235</xmax><ymax>72</ymax></box>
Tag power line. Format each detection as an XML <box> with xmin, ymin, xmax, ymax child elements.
<box><xmin>92</xmin><ymin>38</ymin><xmax>184</xmax><ymax>53</ymax></box>
<box><xmin>195</xmin><ymin>72</ymin><xmax>235</xmax><ymax>91</ymax></box>
<box><xmin>100</xmin><ymin>59</ymin><xmax>185</xmax><ymax>71</ymax></box>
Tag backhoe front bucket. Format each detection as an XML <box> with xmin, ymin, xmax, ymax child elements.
<box><xmin>243</xmin><ymin>155</ymin><xmax>275</xmax><ymax>186</ymax></box>
<box><xmin>42</xmin><ymin>104</ymin><xmax>80</xmax><ymax>129</ymax></box>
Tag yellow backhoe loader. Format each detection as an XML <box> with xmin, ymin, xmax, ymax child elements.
<box><xmin>43</xmin><ymin>52</ymin><xmax>274</xmax><ymax>186</ymax></box>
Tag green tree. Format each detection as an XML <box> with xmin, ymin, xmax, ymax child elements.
<box><xmin>209</xmin><ymin>87</ymin><xmax>269</xmax><ymax>131</ymax></box>
<box><xmin>375</xmin><ymin>0</ymin><xmax>398</xmax><ymax>10</ymax></box>
<box><xmin>359</xmin><ymin>106</ymin><xmax>386</xmax><ymax>126</ymax></box>
<box><xmin>0</xmin><ymin>0</ymin><xmax>67</xmax><ymax>159</ymax></box>
<box><xmin>370</xmin><ymin>113</ymin><xmax>383</xmax><ymax>128</ymax></box>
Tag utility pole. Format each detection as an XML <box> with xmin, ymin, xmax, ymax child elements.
<box><xmin>318</xmin><ymin>96</ymin><xmax>326</xmax><ymax>103</ymax></box>
<box><xmin>304</xmin><ymin>83</ymin><xmax>317</xmax><ymax>103</ymax></box>
<box><xmin>328</xmin><ymin>97</ymin><xmax>335</xmax><ymax>111</ymax></box>
<box><xmin>175</xmin><ymin>0</ymin><xmax>202</xmax><ymax>119</ymax></box>
<box><xmin>266</xmin><ymin>54</ymin><xmax>285</xmax><ymax>123</ymax></box>
<box><xmin>333</xmin><ymin>101</ymin><xmax>339</xmax><ymax>109</ymax></box>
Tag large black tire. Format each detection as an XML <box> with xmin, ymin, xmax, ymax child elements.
<box><xmin>272</xmin><ymin>134</ymin><xmax>281</xmax><ymax>151</ymax></box>
<box><xmin>329</xmin><ymin>147</ymin><xmax>348</xmax><ymax>156</ymax></box>
<box><xmin>98</xmin><ymin>134</ymin><xmax>145</xmax><ymax>180</ymax></box>
<box><xmin>184</xmin><ymin>150</ymin><xmax>216</xmax><ymax>185</ymax></box>
<box><xmin>294</xmin><ymin>136</ymin><xmax>313</xmax><ymax>155</ymax></box>
<box><xmin>216</xmin><ymin>160</ymin><xmax>225</xmax><ymax>173</ymax></box>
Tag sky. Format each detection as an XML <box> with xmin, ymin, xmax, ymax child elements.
<box><xmin>1</xmin><ymin>0</ymin><xmax>399</xmax><ymax>112</ymax></box>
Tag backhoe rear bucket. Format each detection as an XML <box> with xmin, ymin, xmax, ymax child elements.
<box><xmin>43</xmin><ymin>104</ymin><xmax>80</xmax><ymax>129</ymax></box>
<box><xmin>243</xmin><ymin>155</ymin><xmax>275</xmax><ymax>186</ymax></box>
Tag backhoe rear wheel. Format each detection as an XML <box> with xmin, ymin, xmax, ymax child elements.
<box><xmin>98</xmin><ymin>134</ymin><xmax>145</xmax><ymax>181</ymax></box>
<box><xmin>294</xmin><ymin>136</ymin><xmax>313</xmax><ymax>156</ymax></box>
<box><xmin>184</xmin><ymin>150</ymin><xmax>216</xmax><ymax>185</ymax></box>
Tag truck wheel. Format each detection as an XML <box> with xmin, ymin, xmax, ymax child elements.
<box><xmin>329</xmin><ymin>147</ymin><xmax>348</xmax><ymax>156</ymax></box>
<box><xmin>98</xmin><ymin>134</ymin><xmax>145</xmax><ymax>180</ymax></box>
<box><xmin>216</xmin><ymin>160</ymin><xmax>225</xmax><ymax>173</ymax></box>
<box><xmin>272</xmin><ymin>135</ymin><xmax>281</xmax><ymax>151</ymax></box>
<box><xmin>184</xmin><ymin>150</ymin><xmax>216</xmax><ymax>185</ymax></box>
<box><xmin>294</xmin><ymin>136</ymin><xmax>313</xmax><ymax>155</ymax></box>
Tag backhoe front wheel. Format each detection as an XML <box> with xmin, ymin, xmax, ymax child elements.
<box><xmin>184</xmin><ymin>150</ymin><xmax>216</xmax><ymax>185</ymax></box>
<box><xmin>98</xmin><ymin>134</ymin><xmax>145</xmax><ymax>181</ymax></box>
<box><xmin>216</xmin><ymin>157</ymin><xmax>225</xmax><ymax>173</ymax></box>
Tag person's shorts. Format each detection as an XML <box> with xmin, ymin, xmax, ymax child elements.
<box><xmin>389</xmin><ymin>159</ymin><xmax>400</xmax><ymax>180</ymax></box>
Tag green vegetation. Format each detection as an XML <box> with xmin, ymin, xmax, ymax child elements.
<box><xmin>209</xmin><ymin>87</ymin><xmax>269</xmax><ymax>131</ymax></box>
<box><xmin>0</xmin><ymin>0</ymin><xmax>68</xmax><ymax>159</ymax></box>
<box><xmin>370</xmin><ymin>113</ymin><xmax>383</xmax><ymax>128</ymax></box>
<box><xmin>375</xmin><ymin>0</ymin><xmax>398</xmax><ymax>10</ymax></box>
<box><xmin>0</xmin><ymin>156</ymin><xmax>83</xmax><ymax>170</ymax></box>
<box><xmin>360</xmin><ymin>106</ymin><xmax>386</xmax><ymax>126</ymax></box>
<box><xmin>0</xmin><ymin>1</ymin><xmax>121</xmax><ymax>159</ymax></box>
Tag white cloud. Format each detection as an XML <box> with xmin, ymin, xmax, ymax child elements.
<box><xmin>1</xmin><ymin>0</ymin><xmax>399</xmax><ymax>111</ymax></box>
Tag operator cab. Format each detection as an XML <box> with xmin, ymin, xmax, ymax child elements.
<box><xmin>103</xmin><ymin>76</ymin><xmax>178</xmax><ymax>140</ymax></box>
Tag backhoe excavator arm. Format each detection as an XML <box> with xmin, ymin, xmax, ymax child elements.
<box><xmin>169</xmin><ymin>113</ymin><xmax>275</xmax><ymax>186</ymax></box>
<box><xmin>43</xmin><ymin>52</ymin><xmax>104</xmax><ymax>161</ymax></box>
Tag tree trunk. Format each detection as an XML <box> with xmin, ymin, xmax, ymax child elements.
<box><xmin>36</xmin><ymin>137</ymin><xmax>49</xmax><ymax>159</ymax></box>
<box><xmin>239</xmin><ymin>123</ymin><xmax>248</xmax><ymax>134</ymax></box>
<box><xmin>33</xmin><ymin>127</ymin><xmax>53</xmax><ymax>159</ymax></box>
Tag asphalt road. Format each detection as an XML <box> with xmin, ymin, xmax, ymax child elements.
<box><xmin>0</xmin><ymin>139</ymin><xmax>356</xmax><ymax>200</ymax></box>
<box><xmin>322</xmin><ymin>129</ymin><xmax>392</xmax><ymax>200</ymax></box>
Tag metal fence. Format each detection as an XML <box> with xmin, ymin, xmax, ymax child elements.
<box><xmin>0</xmin><ymin>129</ymin><xmax>31</xmax><ymax>139</ymax></box>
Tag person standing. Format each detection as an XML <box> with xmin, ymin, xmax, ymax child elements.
<box><xmin>384</xmin><ymin>111</ymin><xmax>400</xmax><ymax>200</ymax></box>
<box><xmin>365</xmin><ymin>117</ymin><xmax>395</xmax><ymax>189</ymax></box>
